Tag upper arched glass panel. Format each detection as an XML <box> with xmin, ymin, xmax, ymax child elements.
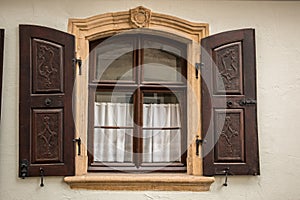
<box><xmin>89</xmin><ymin>33</ymin><xmax>187</xmax><ymax>84</ymax></box>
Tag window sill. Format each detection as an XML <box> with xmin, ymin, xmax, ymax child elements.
<box><xmin>64</xmin><ymin>173</ymin><xmax>215</xmax><ymax>191</ymax></box>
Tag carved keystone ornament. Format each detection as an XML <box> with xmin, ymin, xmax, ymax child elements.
<box><xmin>130</xmin><ymin>6</ymin><xmax>152</xmax><ymax>28</ymax></box>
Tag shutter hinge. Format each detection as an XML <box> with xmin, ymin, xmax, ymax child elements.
<box><xmin>73</xmin><ymin>58</ymin><xmax>82</xmax><ymax>75</ymax></box>
<box><xmin>195</xmin><ymin>136</ymin><xmax>205</xmax><ymax>156</ymax></box>
<box><xmin>195</xmin><ymin>63</ymin><xmax>204</xmax><ymax>79</ymax></box>
<box><xmin>19</xmin><ymin>159</ymin><xmax>29</xmax><ymax>179</ymax></box>
<box><xmin>73</xmin><ymin>138</ymin><xmax>81</xmax><ymax>156</ymax></box>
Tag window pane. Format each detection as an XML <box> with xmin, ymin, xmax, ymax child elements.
<box><xmin>95</xmin><ymin>40</ymin><xmax>134</xmax><ymax>81</ymax></box>
<box><xmin>94</xmin><ymin>128</ymin><xmax>133</xmax><ymax>162</ymax></box>
<box><xmin>95</xmin><ymin>92</ymin><xmax>133</xmax><ymax>127</ymax></box>
<box><xmin>143</xmin><ymin>92</ymin><xmax>181</xmax><ymax>128</ymax></box>
<box><xmin>142</xmin><ymin>92</ymin><xmax>182</xmax><ymax>163</ymax></box>
<box><xmin>93</xmin><ymin>92</ymin><xmax>134</xmax><ymax>162</ymax></box>
<box><xmin>143</xmin><ymin>129</ymin><xmax>181</xmax><ymax>163</ymax></box>
<box><xmin>143</xmin><ymin>40</ymin><xmax>184</xmax><ymax>82</ymax></box>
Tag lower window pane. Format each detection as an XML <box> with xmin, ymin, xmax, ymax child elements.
<box><xmin>94</xmin><ymin>128</ymin><xmax>133</xmax><ymax>162</ymax></box>
<box><xmin>143</xmin><ymin>129</ymin><xmax>181</xmax><ymax>163</ymax></box>
<box><xmin>93</xmin><ymin>91</ymin><xmax>134</xmax><ymax>163</ymax></box>
<box><xmin>142</xmin><ymin>92</ymin><xmax>183</xmax><ymax>163</ymax></box>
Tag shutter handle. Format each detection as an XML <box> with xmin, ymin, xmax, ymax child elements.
<box><xmin>44</xmin><ymin>98</ymin><xmax>52</xmax><ymax>106</ymax></box>
<box><xmin>40</xmin><ymin>168</ymin><xmax>45</xmax><ymax>187</ymax></box>
<box><xmin>226</xmin><ymin>101</ymin><xmax>233</xmax><ymax>107</ymax></box>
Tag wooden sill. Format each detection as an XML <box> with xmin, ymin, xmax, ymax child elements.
<box><xmin>64</xmin><ymin>173</ymin><xmax>215</xmax><ymax>191</ymax></box>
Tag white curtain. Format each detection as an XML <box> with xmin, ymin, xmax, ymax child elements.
<box><xmin>143</xmin><ymin>104</ymin><xmax>181</xmax><ymax>162</ymax></box>
<box><xmin>94</xmin><ymin>102</ymin><xmax>133</xmax><ymax>162</ymax></box>
<box><xmin>93</xmin><ymin>102</ymin><xmax>181</xmax><ymax>163</ymax></box>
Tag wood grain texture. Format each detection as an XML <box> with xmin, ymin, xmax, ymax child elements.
<box><xmin>19</xmin><ymin>25</ymin><xmax>75</xmax><ymax>176</ymax></box>
<box><xmin>201</xmin><ymin>29</ymin><xmax>260</xmax><ymax>176</ymax></box>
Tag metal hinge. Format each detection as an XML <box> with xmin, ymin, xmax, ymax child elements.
<box><xmin>195</xmin><ymin>63</ymin><xmax>204</xmax><ymax>79</ymax></box>
<box><xmin>195</xmin><ymin>136</ymin><xmax>206</xmax><ymax>156</ymax></box>
<box><xmin>73</xmin><ymin>58</ymin><xmax>82</xmax><ymax>75</ymax></box>
<box><xmin>73</xmin><ymin>138</ymin><xmax>81</xmax><ymax>156</ymax></box>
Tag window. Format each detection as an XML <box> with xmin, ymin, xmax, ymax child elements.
<box><xmin>87</xmin><ymin>34</ymin><xmax>187</xmax><ymax>172</ymax></box>
<box><xmin>19</xmin><ymin>7</ymin><xmax>259</xmax><ymax>191</ymax></box>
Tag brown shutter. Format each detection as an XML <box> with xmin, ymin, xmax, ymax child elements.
<box><xmin>19</xmin><ymin>25</ymin><xmax>75</xmax><ymax>177</ymax></box>
<box><xmin>0</xmin><ymin>29</ymin><xmax>3</xmax><ymax>119</ymax></box>
<box><xmin>201</xmin><ymin>29</ymin><xmax>259</xmax><ymax>176</ymax></box>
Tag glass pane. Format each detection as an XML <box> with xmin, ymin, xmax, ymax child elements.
<box><xmin>95</xmin><ymin>39</ymin><xmax>134</xmax><ymax>81</ymax></box>
<box><xmin>94</xmin><ymin>128</ymin><xmax>133</xmax><ymax>162</ymax></box>
<box><xmin>93</xmin><ymin>91</ymin><xmax>134</xmax><ymax>162</ymax></box>
<box><xmin>143</xmin><ymin>92</ymin><xmax>181</xmax><ymax>128</ymax></box>
<box><xmin>143</xmin><ymin>40</ymin><xmax>185</xmax><ymax>82</ymax></box>
<box><xmin>95</xmin><ymin>92</ymin><xmax>133</xmax><ymax>127</ymax></box>
<box><xmin>142</xmin><ymin>92</ymin><xmax>182</xmax><ymax>163</ymax></box>
<box><xmin>142</xmin><ymin>129</ymin><xmax>181</xmax><ymax>163</ymax></box>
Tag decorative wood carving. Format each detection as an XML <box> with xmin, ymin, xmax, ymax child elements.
<box><xmin>214</xmin><ymin>109</ymin><xmax>244</xmax><ymax>162</ymax></box>
<box><xmin>214</xmin><ymin>42</ymin><xmax>243</xmax><ymax>94</ymax></box>
<box><xmin>32</xmin><ymin>110</ymin><xmax>63</xmax><ymax>163</ymax></box>
<box><xmin>130</xmin><ymin>6</ymin><xmax>151</xmax><ymax>28</ymax></box>
<box><xmin>33</xmin><ymin>39</ymin><xmax>63</xmax><ymax>93</ymax></box>
<box><xmin>20</xmin><ymin>25</ymin><xmax>75</xmax><ymax>177</ymax></box>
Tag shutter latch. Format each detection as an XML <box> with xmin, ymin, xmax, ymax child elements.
<box><xmin>40</xmin><ymin>168</ymin><xmax>45</xmax><ymax>187</ymax></box>
<box><xmin>223</xmin><ymin>167</ymin><xmax>229</xmax><ymax>186</ymax></box>
<box><xmin>195</xmin><ymin>63</ymin><xmax>204</xmax><ymax>79</ymax></box>
<box><xmin>73</xmin><ymin>58</ymin><xmax>82</xmax><ymax>75</ymax></box>
<box><xmin>20</xmin><ymin>159</ymin><xmax>29</xmax><ymax>179</ymax></box>
<box><xmin>239</xmin><ymin>99</ymin><xmax>256</xmax><ymax>106</ymax></box>
<box><xmin>73</xmin><ymin>138</ymin><xmax>81</xmax><ymax>156</ymax></box>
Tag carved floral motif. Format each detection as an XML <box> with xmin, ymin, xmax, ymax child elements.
<box><xmin>220</xmin><ymin>116</ymin><xmax>239</xmax><ymax>154</ymax></box>
<box><xmin>37</xmin><ymin>44</ymin><xmax>58</xmax><ymax>88</ymax></box>
<box><xmin>130</xmin><ymin>6</ymin><xmax>151</xmax><ymax>28</ymax></box>
<box><xmin>216</xmin><ymin>45</ymin><xmax>240</xmax><ymax>91</ymax></box>
<box><xmin>38</xmin><ymin>115</ymin><xmax>58</xmax><ymax>157</ymax></box>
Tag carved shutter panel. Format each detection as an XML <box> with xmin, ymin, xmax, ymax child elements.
<box><xmin>19</xmin><ymin>25</ymin><xmax>75</xmax><ymax>177</ymax></box>
<box><xmin>201</xmin><ymin>29</ymin><xmax>260</xmax><ymax>176</ymax></box>
<box><xmin>0</xmin><ymin>29</ymin><xmax>4</xmax><ymax>119</ymax></box>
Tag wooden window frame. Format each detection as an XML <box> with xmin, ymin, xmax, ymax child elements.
<box><xmin>64</xmin><ymin>6</ymin><xmax>215</xmax><ymax>191</ymax></box>
<box><xmin>88</xmin><ymin>35</ymin><xmax>188</xmax><ymax>172</ymax></box>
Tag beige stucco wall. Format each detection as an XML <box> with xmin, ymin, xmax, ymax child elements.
<box><xmin>1</xmin><ymin>0</ymin><xmax>300</xmax><ymax>199</ymax></box>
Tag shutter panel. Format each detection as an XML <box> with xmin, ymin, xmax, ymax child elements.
<box><xmin>201</xmin><ymin>29</ymin><xmax>260</xmax><ymax>176</ymax></box>
<box><xmin>19</xmin><ymin>25</ymin><xmax>75</xmax><ymax>177</ymax></box>
<box><xmin>0</xmin><ymin>29</ymin><xmax>4</xmax><ymax>119</ymax></box>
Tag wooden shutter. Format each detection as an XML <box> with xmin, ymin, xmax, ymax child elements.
<box><xmin>19</xmin><ymin>25</ymin><xmax>75</xmax><ymax>177</ymax></box>
<box><xmin>201</xmin><ymin>29</ymin><xmax>260</xmax><ymax>176</ymax></box>
<box><xmin>0</xmin><ymin>29</ymin><xmax>3</xmax><ymax>119</ymax></box>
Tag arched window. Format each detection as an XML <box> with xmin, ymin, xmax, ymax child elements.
<box><xmin>88</xmin><ymin>33</ymin><xmax>187</xmax><ymax>172</ymax></box>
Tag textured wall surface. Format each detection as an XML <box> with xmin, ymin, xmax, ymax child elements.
<box><xmin>1</xmin><ymin>0</ymin><xmax>300</xmax><ymax>199</ymax></box>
